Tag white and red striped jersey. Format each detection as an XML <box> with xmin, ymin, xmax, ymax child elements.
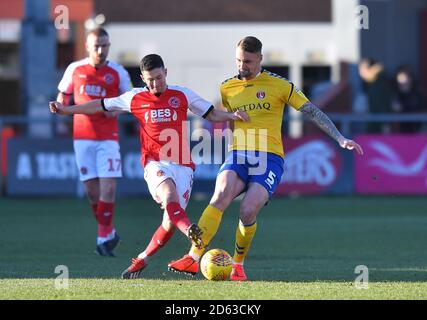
<box><xmin>58</xmin><ymin>58</ymin><xmax>132</xmax><ymax>141</ymax></box>
<box><xmin>103</xmin><ymin>86</ymin><xmax>213</xmax><ymax>170</ymax></box>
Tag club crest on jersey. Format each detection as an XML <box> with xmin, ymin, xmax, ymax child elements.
<box><xmin>168</xmin><ymin>97</ymin><xmax>181</xmax><ymax>108</ymax></box>
<box><xmin>256</xmin><ymin>91</ymin><xmax>266</xmax><ymax>100</ymax></box>
<box><xmin>157</xmin><ymin>170</ymin><xmax>165</xmax><ymax>177</ymax></box>
<box><xmin>104</xmin><ymin>73</ymin><xmax>114</xmax><ymax>85</ymax></box>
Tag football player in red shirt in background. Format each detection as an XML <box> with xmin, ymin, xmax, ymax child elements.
<box><xmin>56</xmin><ymin>28</ymin><xmax>132</xmax><ymax>256</ymax></box>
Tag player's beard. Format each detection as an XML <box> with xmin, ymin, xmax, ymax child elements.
<box><xmin>238</xmin><ymin>69</ymin><xmax>252</xmax><ymax>79</ymax></box>
<box><xmin>95</xmin><ymin>54</ymin><xmax>107</xmax><ymax>66</ymax></box>
<box><xmin>152</xmin><ymin>86</ymin><xmax>165</xmax><ymax>95</ymax></box>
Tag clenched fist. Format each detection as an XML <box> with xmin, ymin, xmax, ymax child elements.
<box><xmin>49</xmin><ymin>101</ymin><xmax>64</xmax><ymax>114</ymax></box>
<box><xmin>230</xmin><ymin>109</ymin><xmax>250</xmax><ymax>122</ymax></box>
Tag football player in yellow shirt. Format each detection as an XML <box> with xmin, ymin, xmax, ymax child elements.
<box><xmin>169</xmin><ymin>36</ymin><xmax>363</xmax><ymax>281</ymax></box>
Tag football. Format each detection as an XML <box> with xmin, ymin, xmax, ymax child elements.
<box><xmin>200</xmin><ymin>248</ymin><xmax>233</xmax><ymax>281</ymax></box>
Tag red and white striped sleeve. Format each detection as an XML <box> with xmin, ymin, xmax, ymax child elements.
<box><xmin>103</xmin><ymin>88</ymin><xmax>142</xmax><ymax>112</ymax></box>
<box><xmin>57</xmin><ymin>59</ymin><xmax>87</xmax><ymax>94</ymax></box>
<box><xmin>172</xmin><ymin>86</ymin><xmax>213</xmax><ymax>118</ymax></box>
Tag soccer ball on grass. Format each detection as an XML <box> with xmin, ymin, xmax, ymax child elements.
<box><xmin>200</xmin><ymin>249</ymin><xmax>232</xmax><ymax>281</ymax></box>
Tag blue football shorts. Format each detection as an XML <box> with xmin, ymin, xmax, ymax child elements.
<box><xmin>218</xmin><ymin>150</ymin><xmax>284</xmax><ymax>198</ymax></box>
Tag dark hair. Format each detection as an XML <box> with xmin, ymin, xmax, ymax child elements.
<box><xmin>87</xmin><ymin>27</ymin><xmax>109</xmax><ymax>38</ymax></box>
<box><xmin>237</xmin><ymin>36</ymin><xmax>262</xmax><ymax>54</ymax></box>
<box><xmin>140</xmin><ymin>54</ymin><xmax>165</xmax><ymax>72</ymax></box>
<box><xmin>360</xmin><ymin>57</ymin><xmax>377</xmax><ymax>67</ymax></box>
<box><xmin>395</xmin><ymin>65</ymin><xmax>413</xmax><ymax>78</ymax></box>
<box><xmin>394</xmin><ymin>64</ymin><xmax>417</xmax><ymax>89</ymax></box>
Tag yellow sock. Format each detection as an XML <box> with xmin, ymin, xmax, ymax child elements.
<box><xmin>233</xmin><ymin>220</ymin><xmax>257</xmax><ymax>264</ymax></box>
<box><xmin>189</xmin><ymin>204</ymin><xmax>223</xmax><ymax>258</ymax></box>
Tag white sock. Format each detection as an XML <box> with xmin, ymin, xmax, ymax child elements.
<box><xmin>232</xmin><ymin>259</ymin><xmax>244</xmax><ymax>266</ymax></box>
<box><xmin>107</xmin><ymin>229</ymin><xmax>116</xmax><ymax>241</ymax></box>
<box><xmin>189</xmin><ymin>252</ymin><xmax>201</xmax><ymax>262</ymax></box>
<box><xmin>97</xmin><ymin>236</ymin><xmax>108</xmax><ymax>245</ymax></box>
<box><xmin>137</xmin><ymin>251</ymin><xmax>150</xmax><ymax>263</ymax></box>
<box><xmin>97</xmin><ymin>229</ymin><xmax>116</xmax><ymax>245</ymax></box>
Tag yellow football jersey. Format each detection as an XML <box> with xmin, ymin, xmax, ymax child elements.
<box><xmin>220</xmin><ymin>70</ymin><xmax>310</xmax><ymax>158</ymax></box>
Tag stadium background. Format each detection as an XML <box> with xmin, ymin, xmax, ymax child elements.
<box><xmin>0</xmin><ymin>0</ymin><xmax>427</xmax><ymax>300</ymax></box>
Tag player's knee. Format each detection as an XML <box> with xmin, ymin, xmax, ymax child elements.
<box><xmin>101</xmin><ymin>184</ymin><xmax>116</xmax><ymax>201</ymax></box>
<box><xmin>85</xmin><ymin>189</ymin><xmax>99</xmax><ymax>203</ymax></box>
<box><xmin>162</xmin><ymin>213</ymin><xmax>175</xmax><ymax>231</ymax></box>
<box><xmin>162</xmin><ymin>220</ymin><xmax>174</xmax><ymax>233</ymax></box>
<box><xmin>210</xmin><ymin>194</ymin><xmax>233</xmax><ymax>211</ymax></box>
<box><xmin>239</xmin><ymin>204</ymin><xmax>258</xmax><ymax>224</ymax></box>
<box><xmin>156</xmin><ymin>179</ymin><xmax>178</xmax><ymax>205</ymax></box>
<box><xmin>210</xmin><ymin>190</ymin><xmax>233</xmax><ymax>210</ymax></box>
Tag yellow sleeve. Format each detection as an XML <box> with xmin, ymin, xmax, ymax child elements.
<box><xmin>287</xmin><ymin>84</ymin><xmax>310</xmax><ymax>110</ymax></box>
<box><xmin>220</xmin><ymin>86</ymin><xmax>232</xmax><ymax>112</ymax></box>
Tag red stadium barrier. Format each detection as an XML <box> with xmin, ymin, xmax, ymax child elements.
<box><xmin>1</xmin><ymin>126</ymin><xmax>16</xmax><ymax>177</ymax></box>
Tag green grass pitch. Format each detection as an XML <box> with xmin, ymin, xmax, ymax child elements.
<box><xmin>0</xmin><ymin>196</ymin><xmax>426</xmax><ymax>299</ymax></box>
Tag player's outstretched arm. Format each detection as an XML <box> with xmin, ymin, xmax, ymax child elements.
<box><xmin>205</xmin><ymin>108</ymin><xmax>250</xmax><ymax>122</ymax></box>
<box><xmin>104</xmin><ymin>110</ymin><xmax>124</xmax><ymax>118</ymax></box>
<box><xmin>49</xmin><ymin>99</ymin><xmax>104</xmax><ymax>115</ymax></box>
<box><xmin>300</xmin><ymin>102</ymin><xmax>364</xmax><ymax>155</ymax></box>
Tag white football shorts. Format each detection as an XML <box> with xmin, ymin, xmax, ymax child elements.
<box><xmin>144</xmin><ymin>160</ymin><xmax>194</xmax><ymax>209</ymax></box>
<box><xmin>74</xmin><ymin>140</ymin><xmax>122</xmax><ymax>181</ymax></box>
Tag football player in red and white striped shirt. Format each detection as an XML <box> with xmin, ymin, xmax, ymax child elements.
<box><xmin>49</xmin><ymin>54</ymin><xmax>248</xmax><ymax>278</ymax></box>
<box><xmin>56</xmin><ymin>28</ymin><xmax>132</xmax><ymax>256</ymax></box>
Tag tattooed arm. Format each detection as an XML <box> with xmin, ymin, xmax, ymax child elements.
<box><xmin>300</xmin><ymin>102</ymin><xmax>363</xmax><ymax>155</ymax></box>
<box><xmin>300</xmin><ymin>102</ymin><xmax>344</xmax><ymax>142</ymax></box>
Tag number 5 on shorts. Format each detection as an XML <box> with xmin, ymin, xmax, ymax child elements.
<box><xmin>265</xmin><ymin>171</ymin><xmax>276</xmax><ymax>188</ymax></box>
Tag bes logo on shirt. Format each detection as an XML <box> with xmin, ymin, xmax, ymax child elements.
<box><xmin>144</xmin><ymin>108</ymin><xmax>178</xmax><ymax>123</ymax></box>
<box><xmin>80</xmin><ymin>84</ymin><xmax>106</xmax><ymax>97</ymax></box>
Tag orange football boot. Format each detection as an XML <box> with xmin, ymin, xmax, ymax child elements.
<box><xmin>230</xmin><ymin>264</ymin><xmax>248</xmax><ymax>281</ymax></box>
<box><xmin>121</xmin><ymin>258</ymin><xmax>146</xmax><ymax>279</ymax></box>
<box><xmin>168</xmin><ymin>254</ymin><xmax>199</xmax><ymax>276</ymax></box>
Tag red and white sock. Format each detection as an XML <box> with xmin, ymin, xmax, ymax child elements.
<box><xmin>137</xmin><ymin>225</ymin><xmax>174</xmax><ymax>261</ymax></box>
<box><xmin>165</xmin><ymin>202</ymin><xmax>191</xmax><ymax>236</ymax></box>
<box><xmin>96</xmin><ymin>201</ymin><xmax>115</xmax><ymax>242</ymax></box>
